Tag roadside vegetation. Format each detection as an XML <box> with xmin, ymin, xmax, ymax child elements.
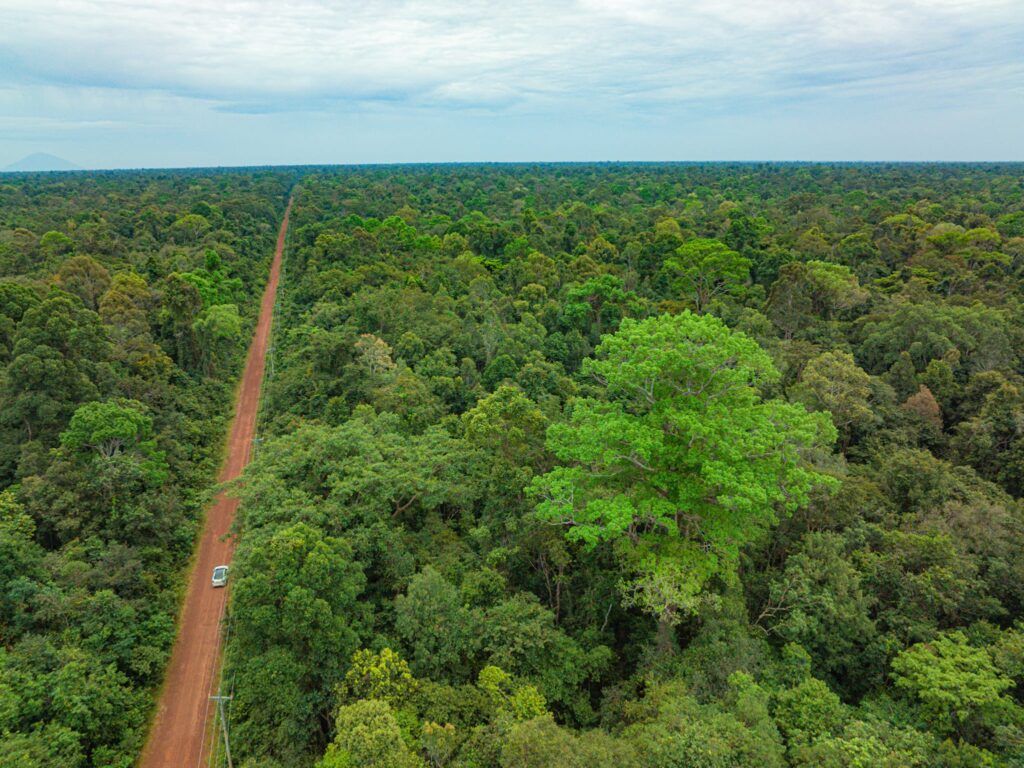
<box><xmin>0</xmin><ymin>169</ymin><xmax>292</xmax><ymax>766</ymax></box>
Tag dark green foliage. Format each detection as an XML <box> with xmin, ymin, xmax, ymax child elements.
<box><xmin>8</xmin><ymin>163</ymin><xmax>1024</xmax><ymax>767</ymax></box>
<box><xmin>217</xmin><ymin>163</ymin><xmax>1024</xmax><ymax>767</ymax></box>
<box><xmin>232</xmin><ymin>163</ymin><xmax>1024</xmax><ymax>768</ymax></box>
<box><xmin>0</xmin><ymin>169</ymin><xmax>292</xmax><ymax>766</ymax></box>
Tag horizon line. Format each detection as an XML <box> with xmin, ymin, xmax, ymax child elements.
<box><xmin>5</xmin><ymin>158</ymin><xmax>1024</xmax><ymax>175</ymax></box>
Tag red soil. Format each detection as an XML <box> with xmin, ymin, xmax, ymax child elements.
<box><xmin>138</xmin><ymin>199</ymin><xmax>291</xmax><ymax>768</ymax></box>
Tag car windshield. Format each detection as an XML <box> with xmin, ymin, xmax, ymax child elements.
<box><xmin>213</xmin><ymin>567</ymin><xmax>227</xmax><ymax>577</ymax></box>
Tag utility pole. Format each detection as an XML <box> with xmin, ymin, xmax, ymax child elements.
<box><xmin>210</xmin><ymin>694</ymin><xmax>233</xmax><ymax>768</ymax></box>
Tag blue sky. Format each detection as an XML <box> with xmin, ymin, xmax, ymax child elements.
<box><xmin>1</xmin><ymin>0</ymin><xmax>1022</xmax><ymax>168</ymax></box>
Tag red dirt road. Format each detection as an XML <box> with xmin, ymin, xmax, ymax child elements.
<box><xmin>138</xmin><ymin>199</ymin><xmax>292</xmax><ymax>768</ymax></box>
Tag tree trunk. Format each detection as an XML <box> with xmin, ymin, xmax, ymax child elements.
<box><xmin>655</xmin><ymin>613</ymin><xmax>677</xmax><ymax>656</ymax></box>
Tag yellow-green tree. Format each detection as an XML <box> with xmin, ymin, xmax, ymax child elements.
<box><xmin>531</xmin><ymin>313</ymin><xmax>836</xmax><ymax>645</ymax></box>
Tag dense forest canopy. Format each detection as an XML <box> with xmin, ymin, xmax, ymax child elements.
<box><xmin>0</xmin><ymin>168</ymin><xmax>294</xmax><ymax>766</ymax></box>
<box><xmin>230</xmin><ymin>163</ymin><xmax>1024</xmax><ymax>768</ymax></box>
<box><xmin>3</xmin><ymin>162</ymin><xmax>1024</xmax><ymax>767</ymax></box>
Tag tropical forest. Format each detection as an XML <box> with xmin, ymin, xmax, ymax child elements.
<box><xmin>2</xmin><ymin>162</ymin><xmax>1024</xmax><ymax>768</ymax></box>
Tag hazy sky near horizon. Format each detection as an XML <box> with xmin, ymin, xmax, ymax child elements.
<box><xmin>1</xmin><ymin>0</ymin><xmax>1022</xmax><ymax>168</ymax></box>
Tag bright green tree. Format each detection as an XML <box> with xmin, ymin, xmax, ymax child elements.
<box><xmin>477</xmin><ymin>666</ymin><xmax>548</xmax><ymax>722</ymax></box>
<box><xmin>60</xmin><ymin>399</ymin><xmax>153</xmax><ymax>459</ymax></box>
<box><xmin>891</xmin><ymin>631</ymin><xmax>1012</xmax><ymax>736</ymax></box>
<box><xmin>179</xmin><ymin>249</ymin><xmax>243</xmax><ymax>307</ymax></box>
<box><xmin>317</xmin><ymin>699</ymin><xmax>422</xmax><ymax>768</ymax></box>
<box><xmin>531</xmin><ymin>313</ymin><xmax>836</xmax><ymax>641</ymax></box>
<box><xmin>340</xmin><ymin>648</ymin><xmax>416</xmax><ymax>707</ymax></box>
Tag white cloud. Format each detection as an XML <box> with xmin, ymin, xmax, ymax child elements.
<box><xmin>1</xmin><ymin>0</ymin><xmax>1020</xmax><ymax>111</ymax></box>
<box><xmin>0</xmin><ymin>0</ymin><xmax>1021</xmax><ymax>163</ymax></box>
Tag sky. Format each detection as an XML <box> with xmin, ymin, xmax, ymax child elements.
<box><xmin>1</xmin><ymin>0</ymin><xmax>1022</xmax><ymax>168</ymax></box>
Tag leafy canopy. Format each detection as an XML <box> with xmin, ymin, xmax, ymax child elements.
<box><xmin>663</xmin><ymin>238</ymin><xmax>751</xmax><ymax>312</ymax></box>
<box><xmin>59</xmin><ymin>399</ymin><xmax>153</xmax><ymax>459</ymax></box>
<box><xmin>891</xmin><ymin>631</ymin><xmax>1012</xmax><ymax>734</ymax></box>
<box><xmin>531</xmin><ymin>313</ymin><xmax>836</xmax><ymax>621</ymax></box>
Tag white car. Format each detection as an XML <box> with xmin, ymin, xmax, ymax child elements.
<box><xmin>211</xmin><ymin>565</ymin><xmax>229</xmax><ymax>588</ymax></box>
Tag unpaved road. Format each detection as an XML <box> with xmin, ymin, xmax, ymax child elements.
<box><xmin>138</xmin><ymin>198</ymin><xmax>291</xmax><ymax>768</ymax></box>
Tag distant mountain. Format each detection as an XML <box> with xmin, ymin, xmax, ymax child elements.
<box><xmin>3</xmin><ymin>152</ymin><xmax>81</xmax><ymax>172</ymax></box>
